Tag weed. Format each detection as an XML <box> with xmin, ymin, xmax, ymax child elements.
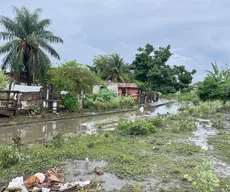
<box><xmin>116</xmin><ymin>120</ymin><xmax>156</xmax><ymax>135</ymax></box>
<box><xmin>186</xmin><ymin>161</ymin><xmax>219</xmax><ymax>192</ymax></box>
<box><xmin>0</xmin><ymin>142</ymin><xmax>21</xmax><ymax>168</ymax></box>
<box><xmin>51</xmin><ymin>133</ymin><xmax>64</xmax><ymax>148</ymax></box>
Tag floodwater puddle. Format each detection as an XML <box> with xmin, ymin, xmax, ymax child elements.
<box><xmin>192</xmin><ymin>119</ymin><xmax>218</xmax><ymax>149</ymax></box>
<box><xmin>63</xmin><ymin>159</ymin><xmax>135</xmax><ymax>191</ymax></box>
<box><xmin>212</xmin><ymin>158</ymin><xmax>230</xmax><ymax>178</ymax></box>
<box><xmin>0</xmin><ymin>101</ymin><xmax>181</xmax><ymax>145</ymax></box>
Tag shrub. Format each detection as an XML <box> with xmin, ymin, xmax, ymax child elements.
<box><xmin>119</xmin><ymin>96</ymin><xmax>135</xmax><ymax>108</ymax></box>
<box><xmin>150</xmin><ymin>117</ymin><xmax>165</xmax><ymax>128</ymax></box>
<box><xmin>197</xmin><ymin>76</ymin><xmax>229</xmax><ymax>102</ymax></box>
<box><xmin>51</xmin><ymin>133</ymin><xmax>64</xmax><ymax>148</ymax></box>
<box><xmin>85</xmin><ymin>90</ymin><xmax>136</xmax><ymax>110</ymax></box>
<box><xmin>116</xmin><ymin>120</ymin><xmax>156</xmax><ymax>135</ymax></box>
<box><xmin>61</xmin><ymin>94</ymin><xmax>78</xmax><ymax>111</ymax></box>
<box><xmin>0</xmin><ymin>143</ymin><xmax>21</xmax><ymax>168</ymax></box>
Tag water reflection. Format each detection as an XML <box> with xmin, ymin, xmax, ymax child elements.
<box><xmin>0</xmin><ymin>102</ymin><xmax>180</xmax><ymax>145</ymax></box>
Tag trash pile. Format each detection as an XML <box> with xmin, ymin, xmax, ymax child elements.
<box><xmin>3</xmin><ymin>167</ymin><xmax>101</xmax><ymax>192</ymax></box>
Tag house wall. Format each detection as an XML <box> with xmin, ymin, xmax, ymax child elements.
<box><xmin>118</xmin><ymin>87</ymin><xmax>139</xmax><ymax>99</ymax></box>
<box><xmin>19</xmin><ymin>92</ymin><xmax>42</xmax><ymax>106</ymax></box>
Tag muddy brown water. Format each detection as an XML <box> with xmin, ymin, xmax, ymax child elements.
<box><xmin>0</xmin><ymin>102</ymin><xmax>180</xmax><ymax>145</ymax></box>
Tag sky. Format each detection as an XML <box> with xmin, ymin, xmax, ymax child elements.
<box><xmin>1</xmin><ymin>0</ymin><xmax>230</xmax><ymax>83</ymax></box>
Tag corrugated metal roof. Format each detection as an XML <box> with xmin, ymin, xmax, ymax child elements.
<box><xmin>12</xmin><ymin>84</ymin><xmax>42</xmax><ymax>92</ymax></box>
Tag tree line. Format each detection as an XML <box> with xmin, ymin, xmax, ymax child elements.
<box><xmin>0</xmin><ymin>7</ymin><xmax>196</xmax><ymax>95</ymax></box>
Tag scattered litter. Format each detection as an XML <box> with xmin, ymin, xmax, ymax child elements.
<box><xmin>3</xmin><ymin>167</ymin><xmax>102</xmax><ymax>192</ymax></box>
<box><xmin>34</xmin><ymin>173</ymin><xmax>45</xmax><ymax>183</ymax></box>
<box><xmin>94</xmin><ymin>167</ymin><xmax>104</xmax><ymax>175</ymax></box>
<box><xmin>8</xmin><ymin>176</ymin><xmax>23</xmax><ymax>188</ymax></box>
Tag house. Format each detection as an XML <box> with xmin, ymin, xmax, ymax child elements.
<box><xmin>93</xmin><ymin>82</ymin><xmax>139</xmax><ymax>100</ymax></box>
<box><xmin>117</xmin><ymin>83</ymin><xmax>139</xmax><ymax>99</ymax></box>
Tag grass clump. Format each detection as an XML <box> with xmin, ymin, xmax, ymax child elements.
<box><xmin>116</xmin><ymin>120</ymin><xmax>156</xmax><ymax>135</ymax></box>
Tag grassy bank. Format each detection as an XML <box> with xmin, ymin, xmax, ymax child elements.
<box><xmin>1</xmin><ymin>101</ymin><xmax>230</xmax><ymax>191</ymax></box>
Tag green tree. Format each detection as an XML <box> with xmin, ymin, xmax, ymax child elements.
<box><xmin>172</xmin><ymin>65</ymin><xmax>196</xmax><ymax>92</ymax></box>
<box><xmin>0</xmin><ymin>7</ymin><xmax>63</xmax><ymax>85</ymax></box>
<box><xmin>198</xmin><ymin>62</ymin><xmax>230</xmax><ymax>102</ymax></box>
<box><xmin>90</xmin><ymin>52</ymin><xmax>127</xmax><ymax>82</ymax></box>
<box><xmin>47</xmin><ymin>60</ymin><xmax>101</xmax><ymax>94</ymax></box>
<box><xmin>131</xmin><ymin>43</ymin><xmax>196</xmax><ymax>94</ymax></box>
<box><xmin>0</xmin><ymin>72</ymin><xmax>8</xmax><ymax>90</ymax></box>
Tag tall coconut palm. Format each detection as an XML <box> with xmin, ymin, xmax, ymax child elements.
<box><xmin>92</xmin><ymin>53</ymin><xmax>125</xmax><ymax>82</ymax></box>
<box><xmin>0</xmin><ymin>6</ymin><xmax>63</xmax><ymax>85</ymax></box>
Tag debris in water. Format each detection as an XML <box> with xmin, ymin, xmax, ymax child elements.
<box><xmin>94</xmin><ymin>167</ymin><xmax>104</xmax><ymax>175</ymax></box>
<box><xmin>139</xmin><ymin>106</ymin><xmax>144</xmax><ymax>113</ymax></box>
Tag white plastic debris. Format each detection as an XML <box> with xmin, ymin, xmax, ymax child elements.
<box><xmin>59</xmin><ymin>183</ymin><xmax>69</xmax><ymax>191</ymax></box>
<box><xmin>42</xmin><ymin>188</ymin><xmax>51</xmax><ymax>192</ymax></box>
<box><xmin>139</xmin><ymin>106</ymin><xmax>144</xmax><ymax>113</ymax></box>
<box><xmin>70</xmin><ymin>181</ymin><xmax>90</xmax><ymax>187</ymax></box>
<box><xmin>8</xmin><ymin>176</ymin><xmax>23</xmax><ymax>188</ymax></box>
<box><xmin>34</xmin><ymin>173</ymin><xmax>45</xmax><ymax>183</ymax></box>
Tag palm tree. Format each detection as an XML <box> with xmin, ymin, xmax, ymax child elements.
<box><xmin>206</xmin><ymin>62</ymin><xmax>230</xmax><ymax>81</ymax></box>
<box><xmin>92</xmin><ymin>53</ymin><xmax>125</xmax><ymax>82</ymax></box>
<box><xmin>0</xmin><ymin>7</ymin><xmax>63</xmax><ymax>85</ymax></box>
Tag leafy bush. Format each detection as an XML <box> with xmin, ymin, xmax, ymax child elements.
<box><xmin>171</xmin><ymin>118</ymin><xmax>197</xmax><ymax>133</ymax></box>
<box><xmin>51</xmin><ymin>133</ymin><xmax>64</xmax><ymax>148</ymax></box>
<box><xmin>116</xmin><ymin>120</ymin><xmax>156</xmax><ymax>135</ymax></box>
<box><xmin>150</xmin><ymin>117</ymin><xmax>165</xmax><ymax>128</ymax></box>
<box><xmin>0</xmin><ymin>72</ymin><xmax>8</xmax><ymax>90</ymax></box>
<box><xmin>197</xmin><ymin>77</ymin><xmax>230</xmax><ymax>102</ymax></box>
<box><xmin>85</xmin><ymin>89</ymin><xmax>136</xmax><ymax>110</ymax></box>
<box><xmin>29</xmin><ymin>105</ymin><xmax>40</xmax><ymax>114</ymax></box>
<box><xmin>0</xmin><ymin>143</ymin><xmax>21</xmax><ymax>168</ymax></box>
<box><xmin>119</xmin><ymin>96</ymin><xmax>135</xmax><ymax>108</ymax></box>
<box><xmin>61</xmin><ymin>94</ymin><xmax>78</xmax><ymax>111</ymax></box>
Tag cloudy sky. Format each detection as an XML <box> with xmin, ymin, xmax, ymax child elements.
<box><xmin>1</xmin><ymin>0</ymin><xmax>230</xmax><ymax>82</ymax></box>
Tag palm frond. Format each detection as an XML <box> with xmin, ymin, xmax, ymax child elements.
<box><xmin>0</xmin><ymin>40</ymin><xmax>19</xmax><ymax>54</ymax></box>
<box><xmin>0</xmin><ymin>32</ymin><xmax>16</xmax><ymax>40</ymax></box>
<box><xmin>37</xmin><ymin>31</ymin><xmax>63</xmax><ymax>43</ymax></box>
<box><xmin>38</xmin><ymin>40</ymin><xmax>60</xmax><ymax>59</ymax></box>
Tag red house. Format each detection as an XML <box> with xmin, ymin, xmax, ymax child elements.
<box><xmin>117</xmin><ymin>83</ymin><xmax>139</xmax><ymax>99</ymax></box>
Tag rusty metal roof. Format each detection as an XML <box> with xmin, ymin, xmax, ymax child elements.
<box><xmin>117</xmin><ymin>83</ymin><xmax>138</xmax><ymax>88</ymax></box>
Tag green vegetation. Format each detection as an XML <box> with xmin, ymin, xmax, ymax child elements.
<box><xmin>0</xmin><ymin>72</ymin><xmax>8</xmax><ymax>90</ymax></box>
<box><xmin>47</xmin><ymin>60</ymin><xmax>101</xmax><ymax>94</ymax></box>
<box><xmin>0</xmin><ymin>7</ymin><xmax>63</xmax><ymax>85</ymax></box>
<box><xmin>0</xmin><ymin>101</ymin><xmax>230</xmax><ymax>191</ymax></box>
<box><xmin>116</xmin><ymin>120</ymin><xmax>156</xmax><ymax>135</ymax></box>
<box><xmin>60</xmin><ymin>94</ymin><xmax>78</xmax><ymax>111</ymax></box>
<box><xmin>130</xmin><ymin>44</ymin><xmax>196</xmax><ymax>94</ymax></box>
<box><xmin>197</xmin><ymin>62</ymin><xmax>230</xmax><ymax>102</ymax></box>
<box><xmin>89</xmin><ymin>52</ymin><xmax>131</xmax><ymax>82</ymax></box>
<box><xmin>85</xmin><ymin>89</ymin><xmax>136</xmax><ymax>110</ymax></box>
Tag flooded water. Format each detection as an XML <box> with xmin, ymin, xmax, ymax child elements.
<box><xmin>0</xmin><ymin>102</ymin><xmax>180</xmax><ymax>145</ymax></box>
<box><xmin>64</xmin><ymin>159</ymin><xmax>135</xmax><ymax>191</ymax></box>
